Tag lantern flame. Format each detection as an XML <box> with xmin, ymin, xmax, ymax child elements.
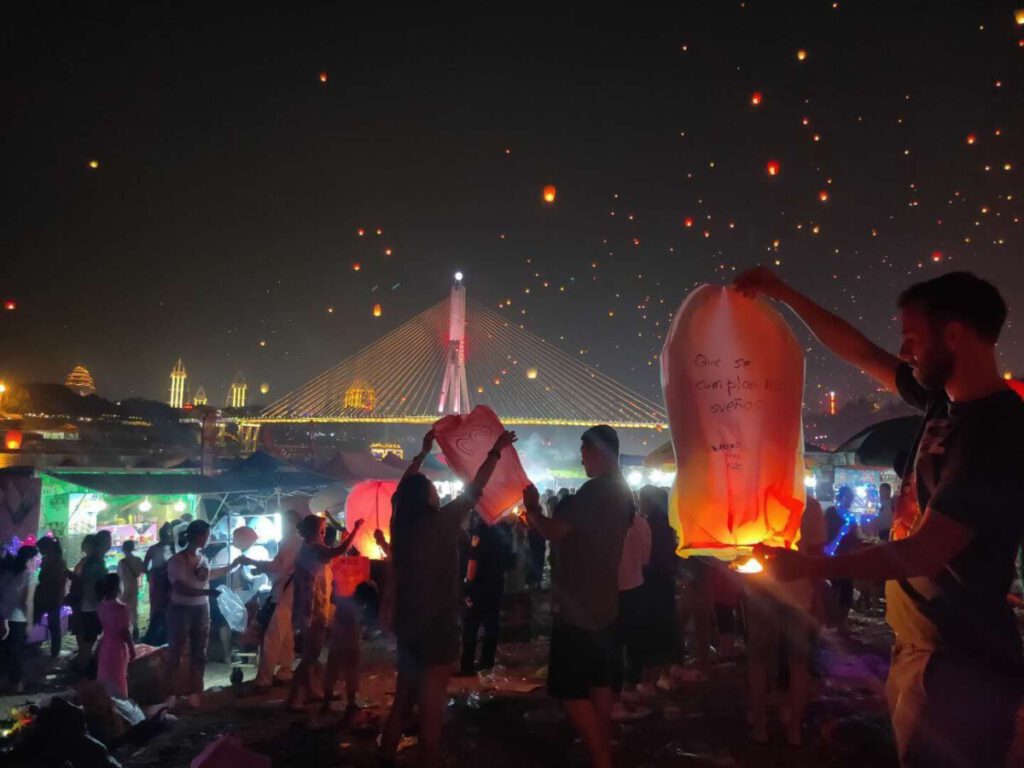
<box><xmin>734</xmin><ymin>557</ymin><xmax>764</xmax><ymax>574</ymax></box>
<box><xmin>542</xmin><ymin>185</ymin><xmax>557</xmax><ymax>203</ymax></box>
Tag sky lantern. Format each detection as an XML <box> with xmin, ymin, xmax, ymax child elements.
<box><xmin>765</xmin><ymin>159</ymin><xmax>780</xmax><ymax>176</ymax></box>
<box><xmin>526</xmin><ymin>367</ymin><xmax>538</xmax><ymax>379</ymax></box>
<box><xmin>750</xmin><ymin>91</ymin><xmax>763</xmax><ymax>106</ymax></box>
<box><xmin>796</xmin><ymin>49</ymin><xmax>808</xmax><ymax>61</ymax></box>
<box><xmin>352</xmin><ymin>262</ymin><xmax>361</xmax><ymax>271</ymax></box>
<box><xmin>3</xmin><ymin>300</ymin><xmax>15</xmax><ymax>311</ymax></box>
<box><xmin>819</xmin><ymin>189</ymin><xmax>829</xmax><ymax>202</ymax></box>
<box><xmin>542</xmin><ymin>185</ymin><xmax>557</xmax><ymax>203</ymax></box>
<box><xmin>4</xmin><ymin>430</ymin><xmax>22</xmax><ymax>451</ymax></box>
<box><xmin>931</xmin><ymin>250</ymin><xmax>944</xmax><ymax>262</ymax></box>
<box><xmin>1016</xmin><ymin>9</ymin><xmax>1024</xmax><ymax>25</ymax></box>
<box><xmin>684</xmin><ymin>216</ymin><xmax>695</xmax><ymax>228</ymax></box>
<box><xmin>357</xmin><ymin>228</ymin><xmax>365</xmax><ymax>236</ymax></box>
<box><xmin>966</xmin><ymin>133</ymin><xmax>977</xmax><ymax>145</ymax></box>
<box><xmin>259</xmin><ymin>382</ymin><xmax>270</xmax><ymax>395</ymax></box>
<box><xmin>87</xmin><ymin>160</ymin><xmax>100</xmax><ymax>170</ymax></box>
<box><xmin>372</xmin><ymin>303</ymin><xmax>382</xmax><ymax>317</ymax></box>
<box><xmin>319</xmin><ymin>71</ymin><xmax>328</xmax><ymax>83</ymax></box>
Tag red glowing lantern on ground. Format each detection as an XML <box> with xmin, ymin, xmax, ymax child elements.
<box><xmin>4</xmin><ymin>430</ymin><xmax>22</xmax><ymax>450</ymax></box>
<box><xmin>750</xmin><ymin>91</ymin><xmax>763</xmax><ymax>106</ymax></box>
<box><xmin>766</xmin><ymin>160</ymin><xmax>780</xmax><ymax>176</ymax></box>
<box><xmin>343</xmin><ymin>480</ymin><xmax>398</xmax><ymax>559</ymax></box>
<box><xmin>542</xmin><ymin>185</ymin><xmax>557</xmax><ymax>203</ymax></box>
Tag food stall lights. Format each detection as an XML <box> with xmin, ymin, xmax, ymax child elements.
<box><xmin>627</xmin><ymin>470</ymin><xmax>643</xmax><ymax>488</ymax></box>
<box><xmin>804</xmin><ymin>474</ymin><xmax>818</xmax><ymax>488</ymax></box>
<box><xmin>138</xmin><ymin>498</ymin><xmax>152</xmax><ymax>512</ymax></box>
<box><xmin>173</xmin><ymin>500</ymin><xmax>186</xmax><ymax>513</ymax></box>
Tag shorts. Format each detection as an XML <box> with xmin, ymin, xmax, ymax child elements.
<box><xmin>745</xmin><ymin>587</ymin><xmax>814</xmax><ymax>661</ymax></box>
<box><xmin>548</xmin><ymin>621</ymin><xmax>613</xmax><ymax>700</ymax></box>
<box><xmin>329</xmin><ymin>598</ymin><xmax>362</xmax><ymax>652</ymax></box>
<box><xmin>397</xmin><ymin>621</ymin><xmax>459</xmax><ymax>673</ymax></box>
<box><xmin>74</xmin><ymin>610</ymin><xmax>102</xmax><ymax>643</ymax></box>
<box><xmin>887</xmin><ymin>643</ymin><xmax>1022</xmax><ymax>768</ymax></box>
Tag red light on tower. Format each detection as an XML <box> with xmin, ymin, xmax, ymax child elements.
<box><xmin>750</xmin><ymin>91</ymin><xmax>763</xmax><ymax>106</ymax></box>
<box><xmin>766</xmin><ymin>159</ymin><xmax>780</xmax><ymax>176</ymax></box>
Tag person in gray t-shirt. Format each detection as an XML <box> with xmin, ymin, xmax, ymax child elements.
<box><xmin>524</xmin><ymin>425</ymin><xmax>633</xmax><ymax>768</ymax></box>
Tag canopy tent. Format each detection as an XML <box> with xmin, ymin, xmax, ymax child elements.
<box><xmin>833</xmin><ymin>416</ymin><xmax>922</xmax><ymax>469</ymax></box>
<box><xmin>381</xmin><ymin>451</ymin><xmax>452</xmax><ymax>481</ymax></box>
<box><xmin>316</xmin><ymin>452</ymin><xmax>406</xmax><ymax>484</ymax></box>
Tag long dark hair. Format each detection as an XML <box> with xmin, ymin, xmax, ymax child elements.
<box><xmin>179</xmin><ymin>520</ymin><xmax>211</xmax><ymax>550</ymax></box>
<box><xmin>390</xmin><ymin>473</ymin><xmax>435</xmax><ymax>562</ymax></box>
<box><xmin>4</xmin><ymin>545</ymin><xmax>39</xmax><ymax>575</ymax></box>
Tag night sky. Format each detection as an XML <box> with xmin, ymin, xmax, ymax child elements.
<box><xmin>3</xmin><ymin>2</ymin><xmax>1023</xmax><ymax>412</ymax></box>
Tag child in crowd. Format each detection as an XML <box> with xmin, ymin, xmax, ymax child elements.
<box><xmin>96</xmin><ymin>573</ymin><xmax>135</xmax><ymax>699</ymax></box>
<box><xmin>117</xmin><ymin>540</ymin><xmax>144</xmax><ymax>641</ymax></box>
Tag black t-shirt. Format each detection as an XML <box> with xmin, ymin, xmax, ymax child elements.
<box><xmin>886</xmin><ymin>363</ymin><xmax>1024</xmax><ymax>667</ymax></box>
<box><xmin>467</xmin><ymin>521</ymin><xmax>509</xmax><ymax>599</ymax></box>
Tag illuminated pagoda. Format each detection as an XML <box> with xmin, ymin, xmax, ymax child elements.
<box><xmin>193</xmin><ymin>386</ymin><xmax>208</xmax><ymax>406</ymax></box>
<box><xmin>230</xmin><ymin>371</ymin><xmax>247</xmax><ymax>409</ymax></box>
<box><xmin>169</xmin><ymin>359</ymin><xmax>187</xmax><ymax>409</ymax></box>
<box><xmin>64</xmin><ymin>365</ymin><xmax>96</xmax><ymax>397</ymax></box>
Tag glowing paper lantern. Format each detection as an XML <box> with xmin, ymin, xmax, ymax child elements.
<box><xmin>750</xmin><ymin>91</ymin><xmax>763</xmax><ymax>106</ymax></box>
<box><xmin>433</xmin><ymin>405</ymin><xmax>530</xmax><ymax>524</ymax></box>
<box><xmin>542</xmin><ymin>185</ymin><xmax>557</xmax><ymax>203</ymax></box>
<box><xmin>966</xmin><ymin>133</ymin><xmax>977</xmax><ymax>145</ymax></box>
<box><xmin>930</xmin><ymin>250</ymin><xmax>944</xmax><ymax>262</ymax></box>
<box><xmin>353</xmin><ymin>262</ymin><xmax>361</xmax><ymax>272</ymax></box>
<box><xmin>87</xmin><ymin>160</ymin><xmax>99</xmax><ymax>170</ymax></box>
<box><xmin>372</xmin><ymin>303</ymin><xmax>382</xmax><ymax>317</ymax></box>
<box><xmin>765</xmin><ymin>160</ymin><xmax>780</xmax><ymax>176</ymax></box>
<box><xmin>343</xmin><ymin>479</ymin><xmax>398</xmax><ymax>559</ymax></box>
<box><xmin>231</xmin><ymin>526</ymin><xmax>259</xmax><ymax>551</ymax></box>
<box><xmin>796</xmin><ymin>49</ymin><xmax>808</xmax><ymax>61</ymax></box>
<box><xmin>1016</xmin><ymin>9</ymin><xmax>1024</xmax><ymax>25</ymax></box>
<box><xmin>818</xmin><ymin>190</ymin><xmax>829</xmax><ymax>202</ymax></box>
<box><xmin>319</xmin><ymin>71</ymin><xmax>328</xmax><ymax>83</ymax></box>
<box><xmin>661</xmin><ymin>285</ymin><xmax>806</xmax><ymax>556</ymax></box>
<box><xmin>3</xmin><ymin>301</ymin><xmax>15</xmax><ymax>311</ymax></box>
<box><xmin>1007</xmin><ymin>379</ymin><xmax>1024</xmax><ymax>399</ymax></box>
<box><xmin>526</xmin><ymin>368</ymin><xmax>538</xmax><ymax>380</ymax></box>
<box><xmin>259</xmin><ymin>382</ymin><xmax>270</xmax><ymax>395</ymax></box>
<box><xmin>684</xmin><ymin>216</ymin><xmax>695</xmax><ymax>228</ymax></box>
<box><xmin>4</xmin><ymin>430</ymin><xmax>22</xmax><ymax>450</ymax></box>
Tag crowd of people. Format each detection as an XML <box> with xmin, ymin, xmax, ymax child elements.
<box><xmin>0</xmin><ymin>267</ymin><xmax>1022</xmax><ymax>768</ymax></box>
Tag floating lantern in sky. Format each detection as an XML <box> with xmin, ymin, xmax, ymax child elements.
<box><xmin>542</xmin><ymin>185</ymin><xmax>557</xmax><ymax>203</ymax></box>
<box><xmin>372</xmin><ymin>303</ymin><xmax>382</xmax><ymax>317</ymax></box>
<box><xmin>966</xmin><ymin>133</ymin><xmax>977</xmax><ymax>145</ymax></box>
<box><xmin>765</xmin><ymin>159</ymin><xmax>780</xmax><ymax>176</ymax></box>
<box><xmin>683</xmin><ymin>216</ymin><xmax>694</xmax><ymax>228</ymax></box>
<box><xmin>931</xmin><ymin>250</ymin><xmax>944</xmax><ymax>262</ymax></box>
<box><xmin>4</xmin><ymin>429</ymin><xmax>22</xmax><ymax>451</ymax></box>
<box><xmin>319</xmin><ymin>71</ymin><xmax>328</xmax><ymax>83</ymax></box>
<box><xmin>87</xmin><ymin>160</ymin><xmax>99</xmax><ymax>169</ymax></box>
<box><xmin>1016</xmin><ymin>9</ymin><xmax>1024</xmax><ymax>25</ymax></box>
<box><xmin>750</xmin><ymin>91</ymin><xmax>763</xmax><ymax>106</ymax></box>
<box><xmin>260</xmin><ymin>382</ymin><xmax>270</xmax><ymax>395</ymax></box>
<box><xmin>3</xmin><ymin>300</ymin><xmax>15</xmax><ymax>311</ymax></box>
<box><xmin>357</xmin><ymin>228</ymin><xmax>365</xmax><ymax>236</ymax></box>
<box><xmin>796</xmin><ymin>49</ymin><xmax>808</xmax><ymax>61</ymax></box>
<box><xmin>384</xmin><ymin>248</ymin><xmax>392</xmax><ymax>256</ymax></box>
<box><xmin>352</xmin><ymin>262</ymin><xmax>361</xmax><ymax>272</ymax></box>
<box><xmin>526</xmin><ymin>368</ymin><xmax>538</xmax><ymax>380</ymax></box>
<box><xmin>819</xmin><ymin>190</ymin><xmax>829</xmax><ymax>202</ymax></box>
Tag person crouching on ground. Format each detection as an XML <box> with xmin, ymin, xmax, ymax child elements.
<box><xmin>523</xmin><ymin>425</ymin><xmax>634</xmax><ymax>768</ymax></box>
<box><xmin>380</xmin><ymin>428</ymin><xmax>517</xmax><ymax>768</ymax></box>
